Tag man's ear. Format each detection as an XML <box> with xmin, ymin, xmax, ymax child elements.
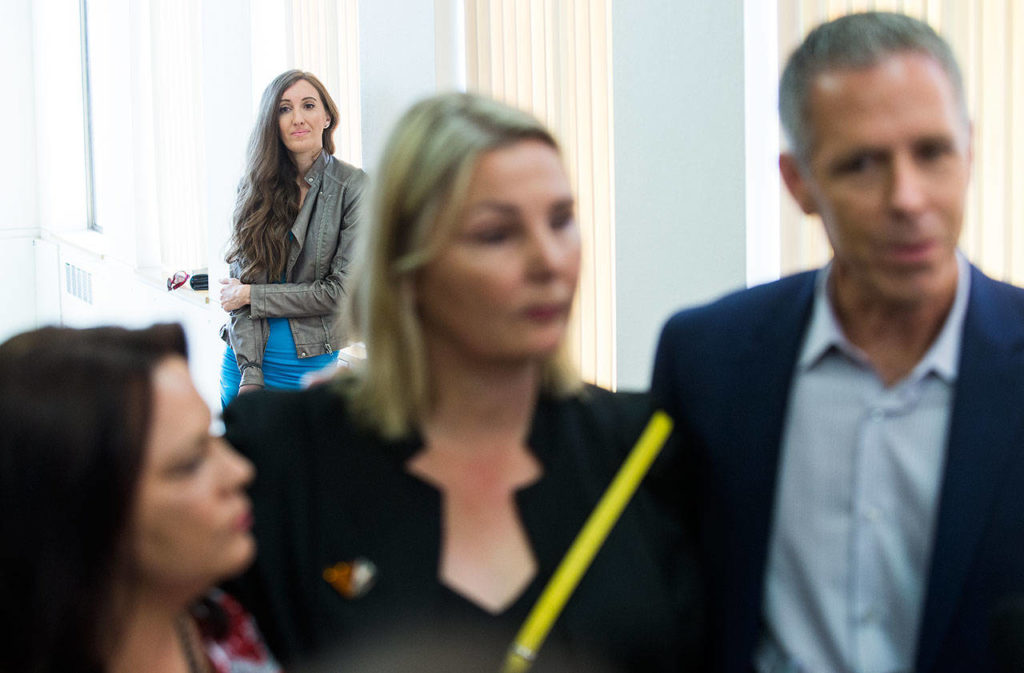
<box><xmin>779</xmin><ymin>153</ymin><xmax>818</xmax><ymax>215</ymax></box>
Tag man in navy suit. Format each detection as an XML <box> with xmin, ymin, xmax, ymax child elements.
<box><xmin>652</xmin><ymin>12</ymin><xmax>1024</xmax><ymax>673</ymax></box>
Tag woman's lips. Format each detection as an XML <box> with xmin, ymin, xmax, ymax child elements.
<box><xmin>234</xmin><ymin>507</ymin><xmax>254</xmax><ymax>532</ymax></box>
<box><xmin>524</xmin><ymin>304</ymin><xmax>568</xmax><ymax>321</ymax></box>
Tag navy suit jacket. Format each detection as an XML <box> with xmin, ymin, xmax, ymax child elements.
<box><xmin>651</xmin><ymin>264</ymin><xmax>1024</xmax><ymax>673</ymax></box>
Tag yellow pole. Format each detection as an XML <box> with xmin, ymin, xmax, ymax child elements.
<box><xmin>501</xmin><ymin>410</ymin><xmax>674</xmax><ymax>673</ymax></box>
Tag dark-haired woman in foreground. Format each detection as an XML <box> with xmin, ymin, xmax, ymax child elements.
<box><xmin>0</xmin><ymin>324</ymin><xmax>279</xmax><ymax>673</ymax></box>
<box><xmin>225</xmin><ymin>92</ymin><xmax>700</xmax><ymax>671</ymax></box>
<box><xmin>219</xmin><ymin>69</ymin><xmax>367</xmax><ymax>408</ymax></box>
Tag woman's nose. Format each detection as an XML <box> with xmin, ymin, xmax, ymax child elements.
<box><xmin>526</xmin><ymin>228</ymin><xmax>564</xmax><ymax>279</ymax></box>
<box><xmin>218</xmin><ymin>439</ymin><xmax>255</xmax><ymax>489</ymax></box>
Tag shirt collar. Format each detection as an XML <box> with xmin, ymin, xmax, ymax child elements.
<box><xmin>798</xmin><ymin>250</ymin><xmax>970</xmax><ymax>384</ymax></box>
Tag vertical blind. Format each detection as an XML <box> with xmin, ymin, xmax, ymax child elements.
<box><xmin>778</xmin><ymin>1</ymin><xmax>1024</xmax><ymax>284</ymax></box>
<box><xmin>143</xmin><ymin>0</ymin><xmax>208</xmax><ymax>270</ymax></box>
<box><xmin>291</xmin><ymin>0</ymin><xmax>363</xmax><ymax>167</ymax></box>
<box><xmin>464</xmin><ymin>0</ymin><xmax>616</xmax><ymax>388</ymax></box>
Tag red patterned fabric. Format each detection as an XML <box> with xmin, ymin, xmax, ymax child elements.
<box><xmin>197</xmin><ymin>590</ymin><xmax>281</xmax><ymax>673</ymax></box>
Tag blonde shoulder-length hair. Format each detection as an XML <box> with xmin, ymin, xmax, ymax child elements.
<box><xmin>342</xmin><ymin>92</ymin><xmax>582</xmax><ymax>438</ymax></box>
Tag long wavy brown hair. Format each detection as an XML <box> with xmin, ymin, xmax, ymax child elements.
<box><xmin>225</xmin><ymin>70</ymin><xmax>340</xmax><ymax>282</ymax></box>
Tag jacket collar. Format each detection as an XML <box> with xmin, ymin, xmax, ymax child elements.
<box><xmin>288</xmin><ymin>151</ymin><xmax>332</xmax><ymax>261</ymax></box>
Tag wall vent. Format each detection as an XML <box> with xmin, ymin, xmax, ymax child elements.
<box><xmin>64</xmin><ymin>262</ymin><xmax>94</xmax><ymax>305</ymax></box>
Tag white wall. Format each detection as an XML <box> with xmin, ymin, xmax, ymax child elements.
<box><xmin>55</xmin><ymin>241</ymin><xmax>226</xmax><ymax>406</ymax></box>
<box><xmin>358</xmin><ymin>0</ymin><xmax>439</xmax><ymax>173</ymax></box>
<box><xmin>1</xmin><ymin>0</ymin><xmax>36</xmax><ymax>235</ymax></box>
<box><xmin>32</xmin><ymin>0</ymin><xmax>89</xmax><ymax>236</ymax></box>
<box><xmin>744</xmin><ymin>0</ymin><xmax>782</xmax><ymax>287</ymax></box>
<box><xmin>0</xmin><ymin>239</ymin><xmax>39</xmax><ymax>343</ymax></box>
<box><xmin>612</xmin><ymin>1</ymin><xmax>749</xmax><ymax>388</ymax></box>
<box><xmin>0</xmin><ymin>0</ymin><xmax>39</xmax><ymax>342</ymax></box>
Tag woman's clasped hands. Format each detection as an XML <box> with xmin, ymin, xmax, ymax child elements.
<box><xmin>219</xmin><ymin>277</ymin><xmax>251</xmax><ymax>311</ymax></box>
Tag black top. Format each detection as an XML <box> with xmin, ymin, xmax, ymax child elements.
<box><xmin>224</xmin><ymin>383</ymin><xmax>699</xmax><ymax>671</ymax></box>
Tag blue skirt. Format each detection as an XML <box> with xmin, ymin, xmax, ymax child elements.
<box><xmin>220</xmin><ymin>318</ymin><xmax>338</xmax><ymax>408</ymax></box>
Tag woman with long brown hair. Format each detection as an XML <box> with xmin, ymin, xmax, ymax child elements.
<box><xmin>219</xmin><ymin>69</ymin><xmax>367</xmax><ymax>408</ymax></box>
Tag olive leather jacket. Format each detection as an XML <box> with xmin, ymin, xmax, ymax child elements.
<box><xmin>221</xmin><ymin>153</ymin><xmax>367</xmax><ymax>388</ymax></box>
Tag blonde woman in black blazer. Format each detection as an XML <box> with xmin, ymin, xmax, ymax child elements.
<box><xmin>225</xmin><ymin>92</ymin><xmax>700</xmax><ymax>671</ymax></box>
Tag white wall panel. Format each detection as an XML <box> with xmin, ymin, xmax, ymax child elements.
<box><xmin>612</xmin><ymin>0</ymin><xmax>748</xmax><ymax>388</ymax></box>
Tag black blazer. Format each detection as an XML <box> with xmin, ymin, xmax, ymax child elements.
<box><xmin>651</xmin><ymin>265</ymin><xmax>1024</xmax><ymax>673</ymax></box>
<box><xmin>224</xmin><ymin>383</ymin><xmax>700</xmax><ymax>671</ymax></box>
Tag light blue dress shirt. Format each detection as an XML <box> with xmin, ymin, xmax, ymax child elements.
<box><xmin>756</xmin><ymin>253</ymin><xmax>970</xmax><ymax>673</ymax></box>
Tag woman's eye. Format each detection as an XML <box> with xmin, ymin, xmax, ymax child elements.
<box><xmin>304</xmin><ymin>102</ymin><xmax>316</xmax><ymax>110</ymax></box>
<box><xmin>464</xmin><ymin>219</ymin><xmax>518</xmax><ymax>244</ymax></box>
<box><xmin>278</xmin><ymin>105</ymin><xmax>291</xmax><ymax>115</ymax></box>
<box><xmin>172</xmin><ymin>455</ymin><xmax>204</xmax><ymax>476</ymax></box>
<box><xmin>472</xmin><ymin>227</ymin><xmax>513</xmax><ymax>244</ymax></box>
<box><xmin>171</xmin><ymin>438</ymin><xmax>213</xmax><ymax>476</ymax></box>
<box><xmin>551</xmin><ymin>212</ymin><xmax>575</xmax><ymax>230</ymax></box>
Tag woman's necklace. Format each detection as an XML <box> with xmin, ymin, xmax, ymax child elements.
<box><xmin>175</xmin><ymin>614</ymin><xmax>207</xmax><ymax>673</ymax></box>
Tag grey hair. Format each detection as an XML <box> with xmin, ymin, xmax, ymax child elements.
<box><xmin>779</xmin><ymin>11</ymin><xmax>967</xmax><ymax>163</ymax></box>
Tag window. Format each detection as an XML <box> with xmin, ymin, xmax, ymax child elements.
<box><xmin>79</xmin><ymin>0</ymin><xmax>98</xmax><ymax>232</ymax></box>
<box><xmin>83</xmin><ymin>0</ymin><xmax>207</xmax><ymax>270</ymax></box>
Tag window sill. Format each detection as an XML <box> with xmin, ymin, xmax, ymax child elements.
<box><xmin>135</xmin><ymin>265</ymin><xmax>212</xmax><ymax>309</ymax></box>
<box><xmin>45</xmin><ymin>229</ymin><xmax>108</xmax><ymax>258</ymax></box>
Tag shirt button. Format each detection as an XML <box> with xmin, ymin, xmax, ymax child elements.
<box><xmin>869</xmin><ymin>407</ymin><xmax>885</xmax><ymax>421</ymax></box>
<box><xmin>862</xmin><ymin>606</ymin><xmax>879</xmax><ymax>623</ymax></box>
<box><xmin>864</xmin><ymin>506</ymin><xmax>881</xmax><ymax>522</ymax></box>
<box><xmin>300</xmin><ymin>350</ymin><xmax>307</xmax><ymax>357</ymax></box>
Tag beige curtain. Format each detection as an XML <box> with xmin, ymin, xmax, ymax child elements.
<box><xmin>778</xmin><ymin>1</ymin><xmax>1024</xmax><ymax>284</ymax></box>
<box><xmin>146</xmin><ymin>0</ymin><xmax>208</xmax><ymax>270</ymax></box>
<box><xmin>291</xmin><ymin>0</ymin><xmax>363</xmax><ymax>166</ymax></box>
<box><xmin>464</xmin><ymin>0</ymin><xmax>616</xmax><ymax>388</ymax></box>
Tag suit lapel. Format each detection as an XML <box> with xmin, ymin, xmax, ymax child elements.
<box><xmin>718</xmin><ymin>273</ymin><xmax>818</xmax><ymax>664</ymax></box>
<box><xmin>916</xmin><ymin>268</ymin><xmax>1024</xmax><ymax>672</ymax></box>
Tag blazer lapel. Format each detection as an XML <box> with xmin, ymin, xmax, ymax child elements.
<box><xmin>717</xmin><ymin>273</ymin><xmax>818</xmax><ymax>665</ymax></box>
<box><xmin>916</xmin><ymin>268</ymin><xmax>1024</xmax><ymax>672</ymax></box>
